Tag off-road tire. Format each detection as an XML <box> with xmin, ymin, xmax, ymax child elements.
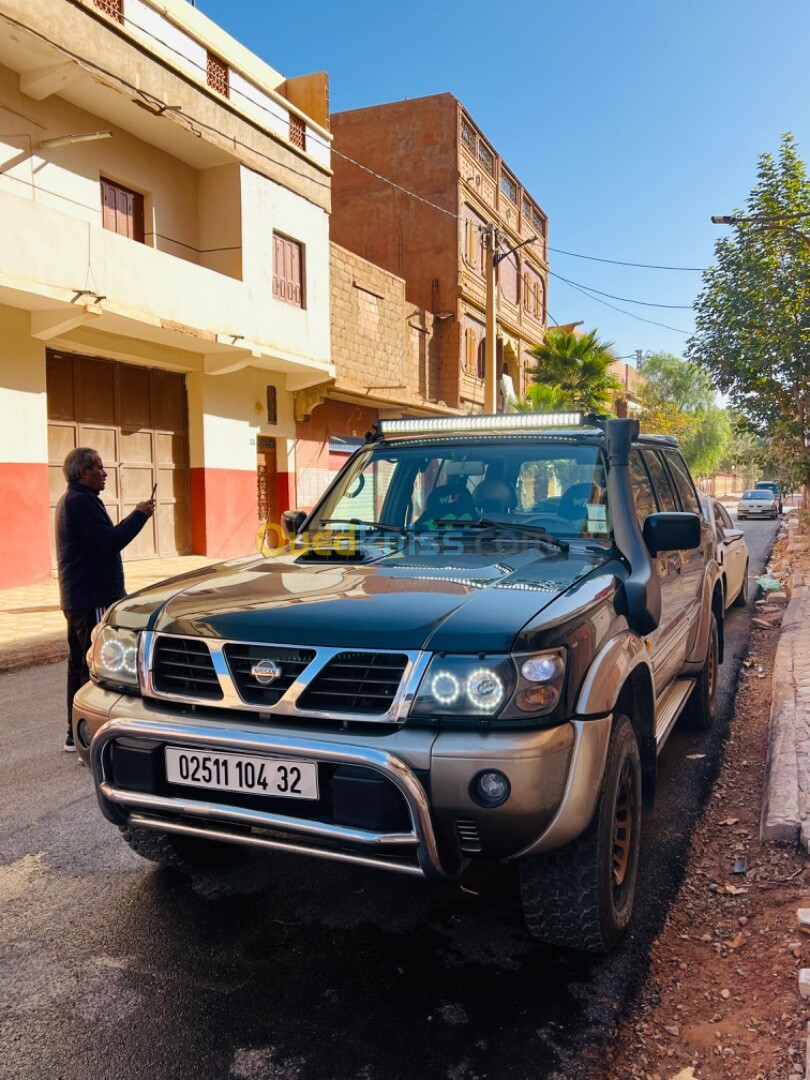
<box><xmin>681</xmin><ymin>611</ymin><xmax>719</xmax><ymax>731</ymax></box>
<box><xmin>732</xmin><ymin>561</ymin><xmax>749</xmax><ymax>607</ymax></box>
<box><xmin>519</xmin><ymin>714</ymin><xmax>642</xmax><ymax>954</ymax></box>
<box><xmin>120</xmin><ymin>824</ymin><xmax>235</xmax><ymax>872</ymax></box>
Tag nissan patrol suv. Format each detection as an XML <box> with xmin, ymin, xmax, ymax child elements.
<box><xmin>74</xmin><ymin>413</ymin><xmax>723</xmax><ymax>953</ymax></box>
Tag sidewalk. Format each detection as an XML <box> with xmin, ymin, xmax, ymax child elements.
<box><xmin>760</xmin><ymin>514</ymin><xmax>810</xmax><ymax>848</ymax></box>
<box><xmin>0</xmin><ymin>555</ymin><xmax>218</xmax><ymax>674</ymax></box>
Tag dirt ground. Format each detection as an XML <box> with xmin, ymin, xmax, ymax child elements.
<box><xmin>604</xmin><ymin>527</ymin><xmax>810</xmax><ymax>1080</ymax></box>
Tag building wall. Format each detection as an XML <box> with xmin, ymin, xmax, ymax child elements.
<box><xmin>0</xmin><ymin>309</ymin><xmax>50</xmax><ymax>588</ymax></box>
<box><xmin>330</xmin><ymin>95</ymin><xmax>460</xmax><ymax>316</ymax></box>
<box><xmin>329</xmin><ymin>243</ymin><xmax>442</xmax><ymax>410</ymax></box>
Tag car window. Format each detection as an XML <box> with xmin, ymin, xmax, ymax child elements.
<box><xmin>629</xmin><ymin>451</ymin><xmax>658</xmax><ymax>526</ymax></box>
<box><xmin>743</xmin><ymin>490</ymin><xmax>772</xmax><ymax>500</ymax></box>
<box><xmin>663</xmin><ymin>451</ymin><xmax>701</xmax><ymax>515</ymax></box>
<box><xmin>716</xmin><ymin>504</ymin><xmax>734</xmax><ymax>530</ymax></box>
<box><xmin>641</xmin><ymin>450</ymin><xmax>678</xmax><ymax>512</ymax></box>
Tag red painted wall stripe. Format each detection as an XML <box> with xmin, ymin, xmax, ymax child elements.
<box><xmin>189</xmin><ymin>467</ymin><xmax>259</xmax><ymax>558</ymax></box>
<box><xmin>0</xmin><ymin>463</ymin><xmax>52</xmax><ymax>589</ymax></box>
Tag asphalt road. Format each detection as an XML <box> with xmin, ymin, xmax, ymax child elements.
<box><xmin>0</xmin><ymin>518</ymin><xmax>778</xmax><ymax>1080</ymax></box>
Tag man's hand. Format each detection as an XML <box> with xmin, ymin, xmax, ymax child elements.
<box><xmin>135</xmin><ymin>498</ymin><xmax>156</xmax><ymax>518</ymax></box>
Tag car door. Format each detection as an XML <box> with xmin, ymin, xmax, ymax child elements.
<box><xmin>714</xmin><ymin>501</ymin><xmax>746</xmax><ymax>606</ymax></box>
<box><xmin>629</xmin><ymin>449</ymin><xmax>687</xmax><ymax>691</ymax></box>
<box><xmin>660</xmin><ymin>450</ymin><xmax>708</xmax><ymax>648</ymax></box>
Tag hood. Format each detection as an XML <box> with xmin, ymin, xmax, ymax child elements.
<box><xmin>111</xmin><ymin>541</ymin><xmax>613</xmax><ymax>653</ymax></box>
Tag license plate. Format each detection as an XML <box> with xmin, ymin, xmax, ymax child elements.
<box><xmin>164</xmin><ymin>748</ymin><xmax>318</xmax><ymax>800</ymax></box>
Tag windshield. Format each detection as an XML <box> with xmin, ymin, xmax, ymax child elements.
<box><xmin>312</xmin><ymin>440</ymin><xmax>610</xmax><ymax>541</ymax></box>
<box><xmin>743</xmin><ymin>490</ymin><xmax>772</xmax><ymax>500</ymax></box>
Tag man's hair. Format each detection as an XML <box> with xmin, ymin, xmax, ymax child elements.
<box><xmin>63</xmin><ymin>447</ymin><xmax>97</xmax><ymax>483</ymax></box>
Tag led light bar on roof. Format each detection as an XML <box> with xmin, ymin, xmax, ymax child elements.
<box><xmin>377</xmin><ymin>413</ymin><xmax>599</xmax><ymax>437</ymax></box>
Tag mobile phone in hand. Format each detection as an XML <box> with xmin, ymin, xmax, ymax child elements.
<box><xmin>151</xmin><ymin>482</ymin><xmax>157</xmax><ymax>499</ymax></box>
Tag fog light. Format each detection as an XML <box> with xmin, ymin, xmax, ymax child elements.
<box><xmin>76</xmin><ymin>719</ymin><xmax>91</xmax><ymax>749</ymax></box>
<box><xmin>471</xmin><ymin>769</ymin><xmax>510</xmax><ymax>807</ymax></box>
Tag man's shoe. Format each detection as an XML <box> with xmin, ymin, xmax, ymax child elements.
<box><xmin>63</xmin><ymin>732</ymin><xmax>76</xmax><ymax>752</ymax></box>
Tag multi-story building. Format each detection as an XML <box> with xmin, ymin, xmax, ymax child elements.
<box><xmin>0</xmin><ymin>0</ymin><xmax>333</xmax><ymax>587</ymax></box>
<box><xmin>330</xmin><ymin>93</ymin><xmax>549</xmax><ymax>414</ymax></box>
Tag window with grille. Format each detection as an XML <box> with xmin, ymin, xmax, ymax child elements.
<box><xmin>207</xmin><ymin>51</ymin><xmax>229</xmax><ymax>98</ymax></box>
<box><xmin>461</xmin><ymin>116</ymin><xmax>476</xmax><ymax>154</ymax></box>
<box><xmin>500</xmin><ymin>169</ymin><xmax>517</xmax><ymax>204</ymax></box>
<box><xmin>478</xmin><ymin>140</ymin><xmax>495</xmax><ymax>177</ymax></box>
<box><xmin>273</xmin><ymin>233</ymin><xmax>304</xmax><ymax>308</ymax></box>
<box><xmin>100</xmin><ymin>178</ymin><xmax>144</xmax><ymax>243</ymax></box>
<box><xmin>289</xmin><ymin>114</ymin><xmax>306</xmax><ymax>150</ymax></box>
<box><xmin>94</xmin><ymin>0</ymin><xmax>124</xmax><ymax>23</ymax></box>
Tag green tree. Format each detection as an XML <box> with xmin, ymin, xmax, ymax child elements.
<box><xmin>688</xmin><ymin>134</ymin><xmax>810</xmax><ymax>494</ymax></box>
<box><xmin>518</xmin><ymin>328</ymin><xmax>621</xmax><ymax>412</ymax></box>
<box><xmin>637</xmin><ymin>352</ymin><xmax>730</xmax><ymax>477</ymax></box>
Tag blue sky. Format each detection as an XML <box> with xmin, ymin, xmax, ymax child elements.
<box><xmin>197</xmin><ymin>0</ymin><xmax>810</xmax><ymax>367</ymax></box>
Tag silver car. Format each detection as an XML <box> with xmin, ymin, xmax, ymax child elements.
<box><xmin>701</xmin><ymin>495</ymin><xmax>750</xmax><ymax>608</ymax></box>
<box><xmin>737</xmin><ymin>489</ymin><xmax>779</xmax><ymax>520</ymax></box>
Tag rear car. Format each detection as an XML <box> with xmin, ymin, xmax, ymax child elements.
<box><xmin>737</xmin><ymin>489</ymin><xmax>779</xmax><ymax>520</ymax></box>
<box><xmin>74</xmin><ymin>413</ymin><xmax>722</xmax><ymax>953</ymax></box>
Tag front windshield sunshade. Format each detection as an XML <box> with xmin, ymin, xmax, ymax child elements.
<box><xmin>313</xmin><ymin>441</ymin><xmax>610</xmax><ymax>542</ymax></box>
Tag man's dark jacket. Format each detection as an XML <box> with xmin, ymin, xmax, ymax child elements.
<box><xmin>56</xmin><ymin>482</ymin><xmax>148</xmax><ymax>610</ymax></box>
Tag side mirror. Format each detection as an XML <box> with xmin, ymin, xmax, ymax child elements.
<box><xmin>642</xmin><ymin>512</ymin><xmax>701</xmax><ymax>557</ymax></box>
<box><xmin>722</xmin><ymin>526</ymin><xmax>744</xmax><ymax>544</ymax></box>
<box><xmin>281</xmin><ymin>509</ymin><xmax>306</xmax><ymax>539</ymax></box>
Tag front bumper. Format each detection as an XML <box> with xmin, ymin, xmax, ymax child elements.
<box><xmin>75</xmin><ymin>683</ymin><xmax>608</xmax><ymax>879</ymax></box>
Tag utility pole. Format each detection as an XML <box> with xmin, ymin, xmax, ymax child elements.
<box><xmin>484</xmin><ymin>225</ymin><xmax>498</xmax><ymax>414</ymax></box>
<box><xmin>483</xmin><ymin>225</ymin><xmax>538</xmax><ymax>415</ymax></box>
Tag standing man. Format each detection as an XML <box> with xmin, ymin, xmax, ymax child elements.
<box><xmin>56</xmin><ymin>448</ymin><xmax>155</xmax><ymax>751</ymax></box>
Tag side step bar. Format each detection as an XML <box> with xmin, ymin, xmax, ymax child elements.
<box><xmin>655</xmin><ymin>678</ymin><xmax>696</xmax><ymax>749</ymax></box>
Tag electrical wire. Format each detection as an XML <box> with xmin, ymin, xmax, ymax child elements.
<box><xmin>552</xmin><ymin>274</ymin><xmax>692</xmax><ymax>335</ymax></box>
<box><xmin>547</xmin><ymin>269</ymin><xmax>693</xmax><ymax>310</ymax></box>
<box><xmin>548</xmin><ymin>246</ymin><xmax>706</xmax><ymax>272</ymax></box>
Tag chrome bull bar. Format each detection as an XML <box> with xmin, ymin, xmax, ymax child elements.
<box><xmin>90</xmin><ymin>718</ymin><xmax>455</xmax><ymax>879</ymax></box>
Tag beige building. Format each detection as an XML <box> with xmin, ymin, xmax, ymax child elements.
<box><xmin>0</xmin><ymin>0</ymin><xmax>333</xmax><ymax>587</ymax></box>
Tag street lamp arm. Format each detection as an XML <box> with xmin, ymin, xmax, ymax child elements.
<box><xmin>711</xmin><ymin>212</ymin><xmax>810</xmax><ymax>252</ymax></box>
<box><xmin>493</xmin><ymin>234</ymin><xmax>538</xmax><ymax>267</ymax></box>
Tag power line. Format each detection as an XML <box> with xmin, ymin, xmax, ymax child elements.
<box><xmin>552</xmin><ymin>273</ymin><xmax>692</xmax><ymax>336</ymax></box>
<box><xmin>548</xmin><ymin>246</ymin><xmax>706</xmax><ymax>272</ymax></box>
<box><xmin>547</xmin><ymin>270</ymin><xmax>693</xmax><ymax>310</ymax></box>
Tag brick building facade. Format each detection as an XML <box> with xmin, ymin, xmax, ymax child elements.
<box><xmin>330</xmin><ymin>93</ymin><xmax>549</xmax><ymax>413</ymax></box>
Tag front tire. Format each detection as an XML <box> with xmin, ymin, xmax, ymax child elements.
<box><xmin>519</xmin><ymin>714</ymin><xmax>642</xmax><ymax>954</ymax></box>
<box><xmin>120</xmin><ymin>824</ymin><xmax>235</xmax><ymax>872</ymax></box>
<box><xmin>681</xmin><ymin>611</ymin><xmax>719</xmax><ymax>730</ymax></box>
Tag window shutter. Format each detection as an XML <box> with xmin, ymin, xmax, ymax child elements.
<box><xmin>101</xmin><ymin>180</ymin><xmax>117</xmax><ymax>232</ymax></box>
<box><xmin>273</xmin><ymin>234</ymin><xmax>304</xmax><ymax>307</ymax></box>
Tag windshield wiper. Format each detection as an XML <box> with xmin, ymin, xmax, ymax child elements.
<box><xmin>318</xmin><ymin>518</ymin><xmax>407</xmax><ymax>536</ymax></box>
<box><xmin>429</xmin><ymin>518</ymin><xmax>569</xmax><ymax>550</ymax></box>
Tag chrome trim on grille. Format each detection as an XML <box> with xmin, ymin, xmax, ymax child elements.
<box><xmin>141</xmin><ymin>631</ymin><xmax>431</xmax><ymax>724</ymax></box>
<box><xmin>90</xmin><ymin>717</ymin><xmax>453</xmax><ymax>878</ymax></box>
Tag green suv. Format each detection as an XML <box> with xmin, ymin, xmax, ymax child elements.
<box><xmin>74</xmin><ymin>413</ymin><xmax>723</xmax><ymax>953</ymax></box>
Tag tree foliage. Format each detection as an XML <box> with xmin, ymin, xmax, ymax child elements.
<box><xmin>518</xmin><ymin>328</ymin><xmax>622</xmax><ymax>412</ymax></box>
<box><xmin>637</xmin><ymin>352</ymin><xmax>730</xmax><ymax>477</ymax></box>
<box><xmin>688</xmin><ymin>134</ymin><xmax>810</xmax><ymax>490</ymax></box>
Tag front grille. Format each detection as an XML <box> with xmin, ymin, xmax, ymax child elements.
<box><xmin>223</xmin><ymin>644</ymin><xmax>316</xmax><ymax>706</ymax></box>
<box><xmin>297</xmin><ymin>652</ymin><xmax>408</xmax><ymax>715</ymax></box>
<box><xmin>152</xmin><ymin>637</ymin><xmax>222</xmax><ymax>700</ymax></box>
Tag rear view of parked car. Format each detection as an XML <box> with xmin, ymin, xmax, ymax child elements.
<box><xmin>737</xmin><ymin>489</ymin><xmax>779</xmax><ymax>520</ymax></box>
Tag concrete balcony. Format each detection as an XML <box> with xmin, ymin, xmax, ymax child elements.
<box><xmin>0</xmin><ymin>186</ymin><xmax>333</xmax><ymax>387</ymax></box>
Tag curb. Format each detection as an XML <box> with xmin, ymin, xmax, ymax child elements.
<box><xmin>0</xmin><ymin>637</ymin><xmax>67</xmax><ymax>675</ymax></box>
<box><xmin>761</xmin><ymin>572</ymin><xmax>810</xmax><ymax>846</ymax></box>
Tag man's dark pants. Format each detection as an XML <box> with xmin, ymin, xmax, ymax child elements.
<box><xmin>65</xmin><ymin>607</ymin><xmax>104</xmax><ymax>738</ymax></box>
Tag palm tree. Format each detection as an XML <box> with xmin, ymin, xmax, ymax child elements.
<box><xmin>518</xmin><ymin>328</ymin><xmax>622</xmax><ymax>413</ymax></box>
